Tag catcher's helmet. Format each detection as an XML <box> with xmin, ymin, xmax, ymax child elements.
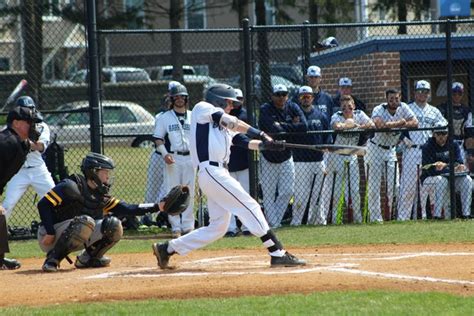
<box><xmin>170</xmin><ymin>84</ymin><xmax>188</xmax><ymax>97</ymax></box>
<box><xmin>16</xmin><ymin>96</ymin><xmax>36</xmax><ymax>108</ymax></box>
<box><xmin>205</xmin><ymin>84</ymin><xmax>241</xmax><ymax>108</ymax></box>
<box><xmin>81</xmin><ymin>152</ymin><xmax>115</xmax><ymax>194</ymax></box>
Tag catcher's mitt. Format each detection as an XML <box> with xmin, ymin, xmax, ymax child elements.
<box><xmin>160</xmin><ymin>185</ymin><xmax>190</xmax><ymax>216</ymax></box>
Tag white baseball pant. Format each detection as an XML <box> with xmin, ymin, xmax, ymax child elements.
<box><xmin>227</xmin><ymin>168</ymin><xmax>249</xmax><ymax>233</ymax></box>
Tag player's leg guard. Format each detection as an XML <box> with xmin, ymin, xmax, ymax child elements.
<box><xmin>42</xmin><ymin>215</ymin><xmax>95</xmax><ymax>272</ymax></box>
<box><xmin>260</xmin><ymin>230</ymin><xmax>306</xmax><ymax>267</ymax></box>
<box><xmin>75</xmin><ymin>215</ymin><xmax>123</xmax><ymax>268</ymax></box>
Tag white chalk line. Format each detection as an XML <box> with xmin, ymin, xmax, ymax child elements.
<box><xmin>83</xmin><ymin>252</ymin><xmax>474</xmax><ymax>286</ymax></box>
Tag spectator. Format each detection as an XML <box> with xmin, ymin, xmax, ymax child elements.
<box><xmin>226</xmin><ymin>88</ymin><xmax>251</xmax><ymax>237</ymax></box>
<box><xmin>365</xmin><ymin>89</ymin><xmax>418</xmax><ymax>222</ymax></box>
<box><xmin>398</xmin><ymin>80</ymin><xmax>447</xmax><ymax>220</ymax></box>
<box><xmin>2</xmin><ymin>97</ymin><xmax>55</xmax><ymax>219</ymax></box>
<box><xmin>438</xmin><ymin>82</ymin><xmax>472</xmax><ymax>161</ymax></box>
<box><xmin>258</xmin><ymin>84</ymin><xmax>307</xmax><ymax>228</ymax></box>
<box><xmin>305</xmin><ymin>66</ymin><xmax>335</xmax><ymax>117</ymax></box>
<box><xmin>421</xmin><ymin>123</ymin><xmax>472</xmax><ymax>219</ymax></box>
<box><xmin>292</xmin><ymin>86</ymin><xmax>330</xmax><ymax>226</ymax></box>
<box><xmin>322</xmin><ymin>95</ymin><xmax>374</xmax><ymax>224</ymax></box>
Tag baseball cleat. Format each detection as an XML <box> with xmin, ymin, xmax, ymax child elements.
<box><xmin>0</xmin><ymin>257</ymin><xmax>21</xmax><ymax>270</ymax></box>
<box><xmin>42</xmin><ymin>259</ymin><xmax>58</xmax><ymax>272</ymax></box>
<box><xmin>270</xmin><ymin>252</ymin><xmax>306</xmax><ymax>267</ymax></box>
<box><xmin>75</xmin><ymin>256</ymin><xmax>111</xmax><ymax>268</ymax></box>
<box><xmin>152</xmin><ymin>242</ymin><xmax>173</xmax><ymax>269</ymax></box>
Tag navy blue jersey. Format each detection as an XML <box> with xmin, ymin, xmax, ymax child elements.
<box><xmin>258</xmin><ymin>100</ymin><xmax>307</xmax><ymax>163</ymax></box>
<box><xmin>438</xmin><ymin>102</ymin><xmax>472</xmax><ymax>140</ymax></box>
<box><xmin>292</xmin><ymin>107</ymin><xmax>332</xmax><ymax>162</ymax></box>
<box><xmin>421</xmin><ymin>137</ymin><xmax>463</xmax><ymax>183</ymax></box>
<box><xmin>228</xmin><ymin>107</ymin><xmax>250</xmax><ymax>172</ymax></box>
<box><xmin>313</xmin><ymin>89</ymin><xmax>335</xmax><ymax>117</ymax></box>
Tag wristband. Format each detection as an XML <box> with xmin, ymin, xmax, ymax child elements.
<box><xmin>247</xmin><ymin>126</ymin><xmax>264</xmax><ymax>139</ymax></box>
<box><xmin>157</xmin><ymin>144</ymin><xmax>168</xmax><ymax>156</ymax></box>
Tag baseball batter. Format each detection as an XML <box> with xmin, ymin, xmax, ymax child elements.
<box><xmin>322</xmin><ymin>95</ymin><xmax>374</xmax><ymax>224</ymax></box>
<box><xmin>398</xmin><ymin>80</ymin><xmax>446</xmax><ymax>220</ymax></box>
<box><xmin>366</xmin><ymin>89</ymin><xmax>418</xmax><ymax>222</ymax></box>
<box><xmin>154</xmin><ymin>84</ymin><xmax>195</xmax><ymax>237</ymax></box>
<box><xmin>152</xmin><ymin>84</ymin><xmax>306</xmax><ymax>268</ymax></box>
<box><xmin>2</xmin><ymin>96</ymin><xmax>55</xmax><ymax>218</ymax></box>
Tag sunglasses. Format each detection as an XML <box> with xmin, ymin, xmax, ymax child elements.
<box><xmin>434</xmin><ymin>132</ymin><xmax>448</xmax><ymax>136</ymax></box>
<box><xmin>274</xmin><ymin>92</ymin><xmax>288</xmax><ymax>97</ymax></box>
<box><xmin>416</xmin><ymin>90</ymin><xmax>430</xmax><ymax>94</ymax></box>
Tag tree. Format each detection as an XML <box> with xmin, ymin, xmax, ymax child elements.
<box><xmin>371</xmin><ymin>0</ymin><xmax>431</xmax><ymax>34</ymax></box>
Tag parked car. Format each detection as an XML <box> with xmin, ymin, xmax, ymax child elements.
<box><xmin>44</xmin><ymin>100</ymin><xmax>155</xmax><ymax>147</ymax></box>
<box><xmin>146</xmin><ymin>65</ymin><xmax>196</xmax><ymax>80</ymax></box>
<box><xmin>69</xmin><ymin>66</ymin><xmax>151</xmax><ymax>84</ymax></box>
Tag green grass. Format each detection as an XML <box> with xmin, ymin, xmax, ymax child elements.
<box><xmin>2</xmin><ymin>291</ymin><xmax>473</xmax><ymax>315</ymax></box>
<box><xmin>8</xmin><ymin>220</ymin><xmax>474</xmax><ymax>259</ymax></box>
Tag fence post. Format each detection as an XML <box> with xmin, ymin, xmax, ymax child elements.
<box><xmin>85</xmin><ymin>0</ymin><xmax>102</xmax><ymax>154</ymax></box>
<box><xmin>242</xmin><ymin>18</ymin><xmax>257</xmax><ymax>199</ymax></box>
<box><xmin>302</xmin><ymin>20</ymin><xmax>310</xmax><ymax>81</ymax></box>
<box><xmin>445</xmin><ymin>19</ymin><xmax>456</xmax><ymax>219</ymax></box>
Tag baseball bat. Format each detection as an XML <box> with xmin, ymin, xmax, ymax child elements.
<box><xmin>312</xmin><ymin>172</ymin><xmax>327</xmax><ymax>224</ymax></box>
<box><xmin>302</xmin><ymin>173</ymin><xmax>317</xmax><ymax>225</ymax></box>
<box><xmin>363</xmin><ymin>163</ymin><xmax>369</xmax><ymax>223</ymax></box>
<box><xmin>391</xmin><ymin>162</ymin><xmax>398</xmax><ymax>221</ymax></box>
<box><xmin>383</xmin><ymin>161</ymin><xmax>390</xmax><ymax>221</ymax></box>
<box><xmin>346</xmin><ymin>161</ymin><xmax>354</xmax><ymax>223</ymax></box>
<box><xmin>197</xmin><ymin>188</ymin><xmax>204</xmax><ymax>227</ymax></box>
<box><xmin>0</xmin><ymin>79</ymin><xmax>28</xmax><ymax>112</ymax></box>
<box><xmin>327</xmin><ymin>171</ymin><xmax>337</xmax><ymax>224</ymax></box>
<box><xmin>416</xmin><ymin>164</ymin><xmax>422</xmax><ymax>220</ymax></box>
<box><xmin>282</xmin><ymin>143</ymin><xmax>366</xmax><ymax>156</ymax></box>
<box><xmin>335</xmin><ymin>164</ymin><xmax>346</xmax><ymax>225</ymax></box>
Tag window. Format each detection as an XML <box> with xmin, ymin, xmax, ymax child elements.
<box><xmin>67</xmin><ymin>112</ymin><xmax>89</xmax><ymax>125</ymax></box>
<box><xmin>125</xmin><ymin>0</ymin><xmax>145</xmax><ymax>29</ymax></box>
<box><xmin>185</xmin><ymin>0</ymin><xmax>206</xmax><ymax>29</ymax></box>
<box><xmin>103</xmin><ymin>107</ymin><xmax>137</xmax><ymax>124</ymax></box>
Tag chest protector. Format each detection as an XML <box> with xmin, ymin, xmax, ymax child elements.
<box><xmin>54</xmin><ymin>174</ymin><xmax>110</xmax><ymax>223</ymax></box>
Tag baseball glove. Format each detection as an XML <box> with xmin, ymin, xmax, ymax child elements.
<box><xmin>160</xmin><ymin>185</ymin><xmax>190</xmax><ymax>216</ymax></box>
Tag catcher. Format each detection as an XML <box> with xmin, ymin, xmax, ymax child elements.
<box><xmin>37</xmin><ymin>152</ymin><xmax>189</xmax><ymax>272</ymax></box>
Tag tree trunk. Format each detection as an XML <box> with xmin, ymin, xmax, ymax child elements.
<box><xmin>309</xmin><ymin>0</ymin><xmax>319</xmax><ymax>51</ymax></box>
<box><xmin>170</xmin><ymin>0</ymin><xmax>183</xmax><ymax>82</ymax></box>
<box><xmin>255</xmin><ymin>0</ymin><xmax>271</xmax><ymax>104</ymax></box>
<box><xmin>397</xmin><ymin>0</ymin><xmax>407</xmax><ymax>34</ymax></box>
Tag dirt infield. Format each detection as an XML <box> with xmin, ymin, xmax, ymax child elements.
<box><xmin>0</xmin><ymin>243</ymin><xmax>473</xmax><ymax>307</ymax></box>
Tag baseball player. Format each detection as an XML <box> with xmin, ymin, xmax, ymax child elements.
<box><xmin>152</xmin><ymin>83</ymin><xmax>306</xmax><ymax>268</ymax></box>
<box><xmin>38</xmin><ymin>152</ymin><xmax>166</xmax><ymax>272</ymax></box>
<box><xmin>421</xmin><ymin>123</ymin><xmax>472</xmax><ymax>219</ymax></box>
<box><xmin>305</xmin><ymin>66</ymin><xmax>335</xmax><ymax>116</ymax></box>
<box><xmin>154</xmin><ymin>84</ymin><xmax>195</xmax><ymax>237</ymax></box>
<box><xmin>437</xmin><ymin>82</ymin><xmax>472</xmax><ymax>161</ymax></box>
<box><xmin>2</xmin><ymin>96</ymin><xmax>55</xmax><ymax>219</ymax></box>
<box><xmin>258</xmin><ymin>84</ymin><xmax>307</xmax><ymax>228</ymax></box>
<box><xmin>322</xmin><ymin>95</ymin><xmax>374</xmax><ymax>224</ymax></box>
<box><xmin>226</xmin><ymin>88</ymin><xmax>251</xmax><ymax>237</ymax></box>
<box><xmin>1</xmin><ymin>106</ymin><xmax>42</xmax><ymax>270</ymax></box>
<box><xmin>292</xmin><ymin>86</ymin><xmax>330</xmax><ymax>226</ymax></box>
<box><xmin>366</xmin><ymin>89</ymin><xmax>418</xmax><ymax>222</ymax></box>
<box><xmin>332</xmin><ymin>77</ymin><xmax>367</xmax><ymax>113</ymax></box>
<box><xmin>398</xmin><ymin>80</ymin><xmax>447</xmax><ymax>220</ymax></box>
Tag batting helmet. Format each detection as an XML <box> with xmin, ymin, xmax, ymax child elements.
<box><xmin>81</xmin><ymin>152</ymin><xmax>115</xmax><ymax>194</ymax></box>
<box><xmin>16</xmin><ymin>96</ymin><xmax>36</xmax><ymax>108</ymax></box>
<box><xmin>205</xmin><ymin>84</ymin><xmax>241</xmax><ymax>108</ymax></box>
<box><xmin>170</xmin><ymin>84</ymin><xmax>188</xmax><ymax>97</ymax></box>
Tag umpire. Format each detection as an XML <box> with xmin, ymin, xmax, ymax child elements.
<box><xmin>0</xmin><ymin>105</ymin><xmax>42</xmax><ymax>270</ymax></box>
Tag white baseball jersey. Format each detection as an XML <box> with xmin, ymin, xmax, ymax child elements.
<box><xmin>153</xmin><ymin>110</ymin><xmax>191</xmax><ymax>153</ymax></box>
<box><xmin>406</xmin><ymin>102</ymin><xmax>447</xmax><ymax>145</ymax></box>
<box><xmin>190</xmin><ymin>101</ymin><xmax>235</xmax><ymax>168</ymax></box>
<box><xmin>25</xmin><ymin>122</ymin><xmax>50</xmax><ymax>167</ymax></box>
<box><xmin>331</xmin><ymin>110</ymin><xmax>371</xmax><ymax>146</ymax></box>
<box><xmin>371</xmin><ymin>102</ymin><xmax>416</xmax><ymax>147</ymax></box>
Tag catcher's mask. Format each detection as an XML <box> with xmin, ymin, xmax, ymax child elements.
<box><xmin>205</xmin><ymin>84</ymin><xmax>241</xmax><ymax>109</ymax></box>
<box><xmin>81</xmin><ymin>152</ymin><xmax>115</xmax><ymax>194</ymax></box>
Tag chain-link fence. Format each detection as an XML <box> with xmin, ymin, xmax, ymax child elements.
<box><xmin>1</xmin><ymin>8</ymin><xmax>473</xmax><ymax>237</ymax></box>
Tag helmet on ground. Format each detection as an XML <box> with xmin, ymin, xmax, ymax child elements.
<box><xmin>81</xmin><ymin>152</ymin><xmax>115</xmax><ymax>194</ymax></box>
<box><xmin>16</xmin><ymin>96</ymin><xmax>36</xmax><ymax>108</ymax></box>
<box><xmin>170</xmin><ymin>84</ymin><xmax>188</xmax><ymax>97</ymax></box>
<box><xmin>205</xmin><ymin>84</ymin><xmax>241</xmax><ymax>108</ymax></box>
